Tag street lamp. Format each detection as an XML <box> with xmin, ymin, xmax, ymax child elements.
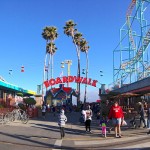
<box><xmin>61</xmin><ymin>60</ymin><xmax>72</xmax><ymax>87</ymax></box>
<box><xmin>82</xmin><ymin>68</ymin><xmax>88</xmax><ymax>104</ymax></box>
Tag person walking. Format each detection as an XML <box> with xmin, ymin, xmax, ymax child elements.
<box><xmin>58</xmin><ymin>109</ymin><xmax>67</xmax><ymax>139</ymax></box>
<box><xmin>85</xmin><ymin>105</ymin><xmax>92</xmax><ymax>133</ymax></box>
<box><xmin>138</xmin><ymin>102</ymin><xmax>146</xmax><ymax>128</ymax></box>
<box><xmin>108</xmin><ymin>101</ymin><xmax>124</xmax><ymax>138</ymax></box>
<box><xmin>41</xmin><ymin>103</ymin><xmax>47</xmax><ymax>119</ymax></box>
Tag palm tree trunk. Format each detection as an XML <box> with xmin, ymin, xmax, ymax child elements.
<box><xmin>50</xmin><ymin>54</ymin><xmax>53</xmax><ymax>89</ymax></box>
<box><xmin>42</xmin><ymin>53</ymin><xmax>48</xmax><ymax>103</ymax></box>
<box><xmin>47</xmin><ymin>54</ymin><xmax>51</xmax><ymax>80</ymax></box>
<box><xmin>50</xmin><ymin>54</ymin><xmax>53</xmax><ymax>104</ymax></box>
<box><xmin>77</xmin><ymin>56</ymin><xmax>81</xmax><ymax>106</ymax></box>
<box><xmin>72</xmin><ymin>36</ymin><xmax>81</xmax><ymax>107</ymax></box>
<box><xmin>84</xmin><ymin>51</ymin><xmax>88</xmax><ymax>104</ymax></box>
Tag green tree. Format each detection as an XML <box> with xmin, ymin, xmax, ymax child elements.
<box><xmin>23</xmin><ymin>98</ymin><xmax>36</xmax><ymax>105</ymax></box>
<box><xmin>42</xmin><ymin>26</ymin><xmax>58</xmax><ymax>79</ymax></box>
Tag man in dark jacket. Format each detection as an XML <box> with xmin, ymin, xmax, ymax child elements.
<box><xmin>138</xmin><ymin>102</ymin><xmax>146</xmax><ymax>128</ymax></box>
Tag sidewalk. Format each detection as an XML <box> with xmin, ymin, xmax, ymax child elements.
<box><xmin>10</xmin><ymin>111</ymin><xmax>149</xmax><ymax>140</ymax></box>
<box><xmin>0</xmin><ymin>111</ymin><xmax>150</xmax><ymax>150</ymax></box>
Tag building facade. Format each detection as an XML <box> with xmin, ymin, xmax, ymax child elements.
<box><xmin>45</xmin><ymin>84</ymin><xmax>78</xmax><ymax>106</ymax></box>
<box><xmin>0</xmin><ymin>79</ymin><xmax>36</xmax><ymax>107</ymax></box>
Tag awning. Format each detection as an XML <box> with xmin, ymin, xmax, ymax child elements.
<box><xmin>0</xmin><ymin>80</ymin><xmax>36</xmax><ymax>96</ymax></box>
<box><xmin>112</xmin><ymin>92</ymin><xmax>139</xmax><ymax>98</ymax></box>
<box><xmin>130</xmin><ymin>86</ymin><xmax>150</xmax><ymax>94</ymax></box>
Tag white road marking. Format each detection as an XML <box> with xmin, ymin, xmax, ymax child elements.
<box><xmin>52</xmin><ymin>139</ymin><xmax>62</xmax><ymax>150</ymax></box>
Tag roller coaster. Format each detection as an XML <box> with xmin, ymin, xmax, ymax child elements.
<box><xmin>113</xmin><ymin>0</ymin><xmax>150</xmax><ymax>88</ymax></box>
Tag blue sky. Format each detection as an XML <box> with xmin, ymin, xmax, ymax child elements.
<box><xmin>0</xmin><ymin>0</ymin><xmax>131</xmax><ymax>103</ymax></box>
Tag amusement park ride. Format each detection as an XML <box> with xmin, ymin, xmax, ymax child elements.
<box><xmin>113</xmin><ymin>0</ymin><xmax>150</xmax><ymax>88</ymax></box>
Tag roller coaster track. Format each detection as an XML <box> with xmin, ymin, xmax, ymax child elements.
<box><xmin>121</xmin><ymin>0</ymin><xmax>150</xmax><ymax>71</ymax></box>
<box><xmin>121</xmin><ymin>28</ymin><xmax>150</xmax><ymax>70</ymax></box>
<box><xmin>121</xmin><ymin>0</ymin><xmax>136</xmax><ymax>69</ymax></box>
<box><xmin>113</xmin><ymin>0</ymin><xmax>150</xmax><ymax>86</ymax></box>
<box><xmin>126</xmin><ymin>0</ymin><xmax>136</xmax><ymax>50</ymax></box>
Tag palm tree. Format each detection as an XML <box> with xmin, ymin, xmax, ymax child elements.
<box><xmin>64</xmin><ymin>20</ymin><xmax>81</xmax><ymax>106</ymax></box>
<box><xmin>80</xmin><ymin>38</ymin><xmax>90</xmax><ymax>104</ymax></box>
<box><xmin>42</xmin><ymin>26</ymin><xmax>58</xmax><ymax>79</ymax></box>
<box><xmin>74</xmin><ymin>32</ymin><xmax>83</xmax><ymax>46</ymax></box>
<box><xmin>64</xmin><ymin>20</ymin><xmax>77</xmax><ymax>37</ymax></box>
<box><xmin>42</xmin><ymin>26</ymin><xmax>58</xmax><ymax>102</ymax></box>
<box><xmin>46</xmin><ymin>42</ymin><xmax>58</xmax><ymax>79</ymax></box>
<box><xmin>42</xmin><ymin>26</ymin><xmax>58</xmax><ymax>42</ymax></box>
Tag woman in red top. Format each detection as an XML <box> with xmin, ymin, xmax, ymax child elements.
<box><xmin>108</xmin><ymin>101</ymin><xmax>124</xmax><ymax>138</ymax></box>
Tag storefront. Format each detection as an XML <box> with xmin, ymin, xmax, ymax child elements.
<box><xmin>0</xmin><ymin>79</ymin><xmax>36</xmax><ymax>107</ymax></box>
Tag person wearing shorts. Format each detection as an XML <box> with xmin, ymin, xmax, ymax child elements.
<box><xmin>108</xmin><ymin>101</ymin><xmax>124</xmax><ymax>138</ymax></box>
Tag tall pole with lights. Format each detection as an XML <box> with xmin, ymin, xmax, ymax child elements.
<box><xmin>61</xmin><ymin>60</ymin><xmax>72</xmax><ymax>87</ymax></box>
<box><xmin>65</xmin><ymin>60</ymin><xmax>72</xmax><ymax>87</ymax></box>
<box><xmin>99</xmin><ymin>70</ymin><xmax>104</xmax><ymax>117</ymax></box>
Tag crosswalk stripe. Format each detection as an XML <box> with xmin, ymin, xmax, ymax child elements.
<box><xmin>52</xmin><ymin>139</ymin><xmax>62</xmax><ymax>150</ymax></box>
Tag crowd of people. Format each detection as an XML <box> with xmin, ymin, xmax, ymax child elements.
<box><xmin>41</xmin><ymin>100</ymin><xmax>150</xmax><ymax>139</ymax></box>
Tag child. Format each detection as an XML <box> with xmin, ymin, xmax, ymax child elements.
<box><xmin>99</xmin><ymin>116</ymin><xmax>107</xmax><ymax>138</ymax></box>
<box><xmin>58</xmin><ymin>109</ymin><xmax>67</xmax><ymax>139</ymax></box>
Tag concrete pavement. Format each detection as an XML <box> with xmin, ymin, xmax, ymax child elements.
<box><xmin>0</xmin><ymin>111</ymin><xmax>150</xmax><ymax>150</ymax></box>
